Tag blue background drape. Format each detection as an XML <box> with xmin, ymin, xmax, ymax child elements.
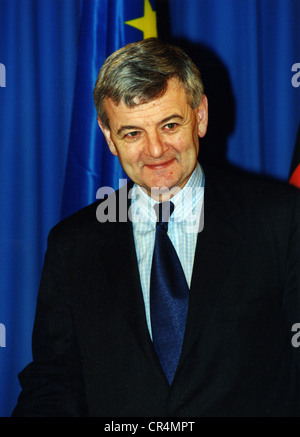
<box><xmin>0</xmin><ymin>0</ymin><xmax>299</xmax><ymax>417</ymax></box>
<box><xmin>61</xmin><ymin>0</ymin><xmax>155</xmax><ymax>219</ymax></box>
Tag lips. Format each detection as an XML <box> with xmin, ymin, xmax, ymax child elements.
<box><xmin>145</xmin><ymin>158</ymin><xmax>176</xmax><ymax>170</ymax></box>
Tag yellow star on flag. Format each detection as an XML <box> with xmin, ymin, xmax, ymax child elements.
<box><xmin>125</xmin><ymin>0</ymin><xmax>158</xmax><ymax>39</ymax></box>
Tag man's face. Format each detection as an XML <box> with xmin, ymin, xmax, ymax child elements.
<box><xmin>98</xmin><ymin>78</ymin><xmax>208</xmax><ymax>200</ymax></box>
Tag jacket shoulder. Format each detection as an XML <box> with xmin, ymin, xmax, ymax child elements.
<box><xmin>205</xmin><ymin>164</ymin><xmax>300</xmax><ymax>210</ymax></box>
<box><xmin>49</xmin><ymin>200</ymin><xmax>101</xmax><ymax>242</ymax></box>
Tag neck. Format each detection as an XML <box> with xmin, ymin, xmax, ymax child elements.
<box><xmin>148</xmin><ymin>186</ymin><xmax>182</xmax><ymax>202</ymax></box>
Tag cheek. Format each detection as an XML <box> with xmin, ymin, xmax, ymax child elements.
<box><xmin>118</xmin><ymin>147</ymin><xmax>141</xmax><ymax>168</ymax></box>
<box><xmin>170</xmin><ymin>135</ymin><xmax>187</xmax><ymax>154</ymax></box>
<box><xmin>173</xmin><ymin>133</ymin><xmax>198</xmax><ymax>156</ymax></box>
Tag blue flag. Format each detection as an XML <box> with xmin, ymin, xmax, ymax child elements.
<box><xmin>61</xmin><ymin>0</ymin><xmax>157</xmax><ymax>219</ymax></box>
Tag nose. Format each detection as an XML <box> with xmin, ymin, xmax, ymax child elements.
<box><xmin>145</xmin><ymin>130</ymin><xmax>166</xmax><ymax>158</ymax></box>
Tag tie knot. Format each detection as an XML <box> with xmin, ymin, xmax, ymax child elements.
<box><xmin>154</xmin><ymin>201</ymin><xmax>175</xmax><ymax>228</ymax></box>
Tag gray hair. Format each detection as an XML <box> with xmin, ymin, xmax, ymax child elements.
<box><xmin>93</xmin><ymin>38</ymin><xmax>204</xmax><ymax>128</ymax></box>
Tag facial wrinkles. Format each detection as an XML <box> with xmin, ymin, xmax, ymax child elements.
<box><xmin>115</xmin><ymin>100</ymin><xmax>195</xmax><ymax>166</ymax></box>
<box><xmin>104</xmin><ymin>78</ymin><xmax>202</xmax><ymax>188</ymax></box>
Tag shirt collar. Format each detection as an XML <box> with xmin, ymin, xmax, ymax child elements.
<box><xmin>131</xmin><ymin>163</ymin><xmax>205</xmax><ymax>223</ymax></box>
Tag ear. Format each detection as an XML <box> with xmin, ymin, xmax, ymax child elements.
<box><xmin>196</xmin><ymin>95</ymin><xmax>208</xmax><ymax>138</ymax></box>
<box><xmin>97</xmin><ymin>117</ymin><xmax>118</xmax><ymax>156</ymax></box>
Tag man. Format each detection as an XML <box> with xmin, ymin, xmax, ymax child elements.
<box><xmin>13</xmin><ymin>38</ymin><xmax>300</xmax><ymax>417</ymax></box>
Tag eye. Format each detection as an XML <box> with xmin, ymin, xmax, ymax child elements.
<box><xmin>164</xmin><ymin>122</ymin><xmax>178</xmax><ymax>131</ymax></box>
<box><xmin>124</xmin><ymin>131</ymin><xmax>140</xmax><ymax>139</ymax></box>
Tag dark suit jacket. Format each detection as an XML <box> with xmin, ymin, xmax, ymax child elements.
<box><xmin>13</xmin><ymin>166</ymin><xmax>300</xmax><ymax>417</ymax></box>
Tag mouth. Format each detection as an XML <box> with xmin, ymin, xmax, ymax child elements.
<box><xmin>145</xmin><ymin>158</ymin><xmax>176</xmax><ymax>170</ymax></box>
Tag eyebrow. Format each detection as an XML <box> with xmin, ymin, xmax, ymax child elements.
<box><xmin>116</xmin><ymin>114</ymin><xmax>184</xmax><ymax>137</ymax></box>
<box><xmin>160</xmin><ymin>114</ymin><xmax>184</xmax><ymax>124</ymax></box>
<box><xmin>117</xmin><ymin>125</ymin><xmax>141</xmax><ymax>136</ymax></box>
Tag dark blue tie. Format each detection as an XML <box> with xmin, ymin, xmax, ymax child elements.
<box><xmin>150</xmin><ymin>201</ymin><xmax>189</xmax><ymax>385</ymax></box>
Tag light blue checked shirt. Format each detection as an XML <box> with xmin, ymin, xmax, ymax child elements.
<box><xmin>130</xmin><ymin>163</ymin><xmax>205</xmax><ymax>338</ymax></box>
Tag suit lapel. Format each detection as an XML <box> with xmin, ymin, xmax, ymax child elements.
<box><xmin>178</xmin><ymin>167</ymin><xmax>243</xmax><ymax>371</ymax></box>
<box><xmin>100</xmin><ymin>185</ymin><xmax>163</xmax><ymax>376</ymax></box>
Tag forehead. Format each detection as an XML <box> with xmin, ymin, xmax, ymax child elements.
<box><xmin>104</xmin><ymin>78</ymin><xmax>190</xmax><ymax>128</ymax></box>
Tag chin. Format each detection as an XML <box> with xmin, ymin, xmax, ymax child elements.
<box><xmin>149</xmin><ymin>178</ymin><xmax>178</xmax><ymax>191</ymax></box>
